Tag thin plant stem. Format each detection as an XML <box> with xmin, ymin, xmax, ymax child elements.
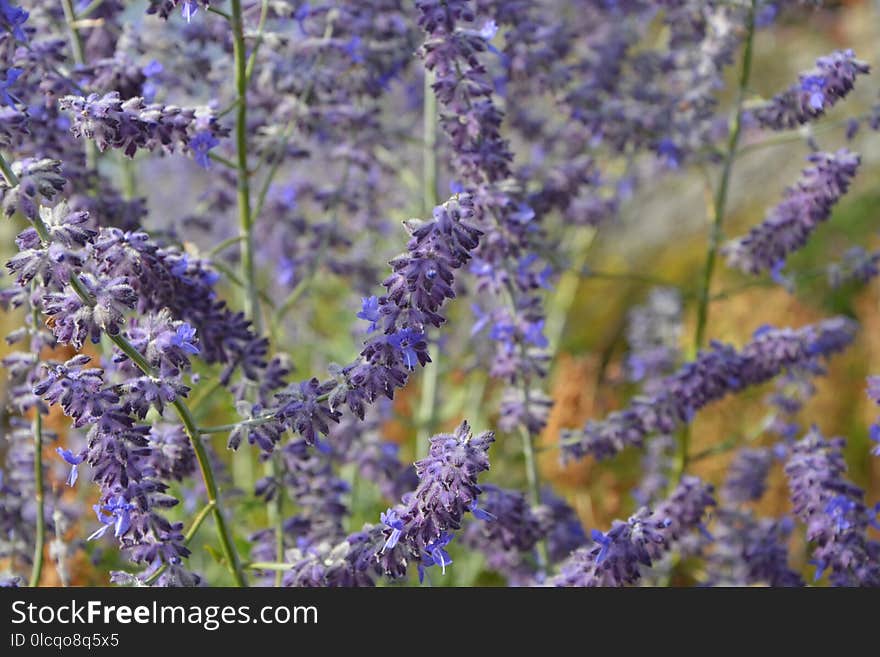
<box><xmin>245</xmin><ymin>0</ymin><xmax>271</xmax><ymax>84</ymax></box>
<box><xmin>59</xmin><ymin>0</ymin><xmax>98</xmax><ymax>172</ymax></box>
<box><xmin>680</xmin><ymin>0</ymin><xmax>757</xmax><ymax>482</ymax></box>
<box><xmin>269</xmin><ymin>455</ymin><xmax>285</xmax><ymax>586</ymax></box>
<box><xmin>28</xmin><ymin>409</ymin><xmax>45</xmax><ymax>587</ymax></box>
<box><xmin>415</xmin><ymin>69</ymin><xmax>441</xmax><ymax>457</ymax></box>
<box><xmin>230</xmin><ymin>0</ymin><xmax>260</xmax><ymax>334</ymax></box>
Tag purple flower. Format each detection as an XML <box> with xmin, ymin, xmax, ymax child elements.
<box><xmin>562</xmin><ymin>318</ymin><xmax>857</xmax><ymax>461</ymax></box>
<box><xmin>723</xmin><ymin>150</ymin><xmax>860</xmax><ymax>274</ymax></box>
<box><xmin>419</xmin><ymin>532</ymin><xmax>453</xmax><ymax>582</ymax></box>
<box><xmin>380</xmin><ymin>509</ymin><xmax>404</xmax><ymax>551</ymax></box>
<box><xmin>88</xmin><ymin>496</ymin><xmax>135</xmax><ymax>541</ymax></box>
<box><xmin>56</xmin><ymin>447</ymin><xmax>84</xmax><ymax>487</ymax></box>
<box><xmin>189</xmin><ymin>131</ymin><xmax>219</xmax><ymax>169</ymax></box>
<box><xmin>723</xmin><ymin>448</ymin><xmax>774</xmax><ymax>504</ymax></box>
<box><xmin>553</xmin><ymin>477</ymin><xmax>713</xmax><ymax>587</ymax></box>
<box><xmin>752</xmin><ymin>50</ymin><xmax>869</xmax><ymax>130</ymax></box>
<box><xmin>357</xmin><ymin>295</ymin><xmax>380</xmax><ymax>332</ymax></box>
<box><xmin>784</xmin><ymin>429</ymin><xmax>880</xmax><ymax>586</ymax></box>
<box><xmin>0</xmin><ymin>1</ymin><xmax>28</xmax><ymax>42</ymax></box>
<box><xmin>387</xmin><ymin>328</ymin><xmax>427</xmax><ymax>371</ymax></box>
<box><xmin>0</xmin><ymin>68</ymin><xmax>23</xmax><ymax>108</ymax></box>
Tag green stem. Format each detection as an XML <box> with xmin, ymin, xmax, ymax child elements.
<box><xmin>269</xmin><ymin>455</ymin><xmax>285</xmax><ymax>586</ymax></box>
<box><xmin>230</xmin><ymin>0</ymin><xmax>260</xmax><ymax>334</ymax></box>
<box><xmin>0</xmin><ymin>154</ymin><xmax>19</xmax><ymax>186</ymax></box>
<box><xmin>500</xmin><ymin>280</ymin><xmax>549</xmax><ymax>570</ymax></box>
<box><xmin>415</xmin><ymin>70</ymin><xmax>441</xmax><ymax>457</ymax></box>
<box><xmin>680</xmin><ymin>0</ymin><xmax>757</xmax><ymax>482</ymax></box>
<box><xmin>245</xmin><ymin>0</ymin><xmax>270</xmax><ymax>84</ymax></box>
<box><xmin>692</xmin><ymin>0</ymin><xmax>757</xmax><ymax>353</ymax></box>
<box><xmin>172</xmin><ymin>397</ymin><xmax>247</xmax><ymax>586</ymax></box>
<box><xmin>422</xmin><ymin>70</ymin><xmax>438</xmax><ymax>217</ymax></box>
<box><xmin>207</xmin><ymin>234</ymin><xmax>245</xmax><ymax>259</ymax></box>
<box><xmin>415</xmin><ymin>350</ymin><xmax>440</xmax><ymax>458</ymax></box>
<box><xmin>59</xmin><ymin>0</ymin><xmax>97</xmax><ymax>172</ymax></box>
<box><xmin>28</xmin><ymin>409</ymin><xmax>45</xmax><ymax>587</ymax></box>
<box><xmin>545</xmin><ymin>229</ymin><xmax>596</xmax><ymax>350</ymax></box>
<box><xmin>244</xmin><ymin>562</ymin><xmax>293</xmax><ymax>571</ymax></box>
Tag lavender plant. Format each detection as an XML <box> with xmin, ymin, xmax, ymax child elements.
<box><xmin>1</xmin><ymin>0</ymin><xmax>879</xmax><ymax>588</ymax></box>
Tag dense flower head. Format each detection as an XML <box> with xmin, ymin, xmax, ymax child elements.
<box><xmin>752</xmin><ymin>50</ymin><xmax>869</xmax><ymax>130</ymax></box>
<box><xmin>462</xmin><ymin>485</ymin><xmax>542</xmax><ymax>583</ymax></box>
<box><xmin>59</xmin><ymin>92</ymin><xmax>225</xmax><ymax>162</ymax></box>
<box><xmin>562</xmin><ymin>318</ymin><xmax>857</xmax><ymax>461</ymax></box>
<box><xmin>723</xmin><ymin>150</ymin><xmax>860</xmax><ymax>275</ymax></box>
<box><xmin>784</xmin><ymin>429</ymin><xmax>880</xmax><ymax>586</ymax></box>
<box><xmin>553</xmin><ymin>477</ymin><xmax>714</xmax><ymax>587</ymax></box>
<box><xmin>282</xmin><ymin>421</ymin><xmax>493</xmax><ymax>586</ymax></box>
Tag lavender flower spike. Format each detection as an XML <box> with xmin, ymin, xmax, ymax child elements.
<box><xmin>752</xmin><ymin>50</ymin><xmax>869</xmax><ymax>130</ymax></box>
<box><xmin>784</xmin><ymin>429</ymin><xmax>880</xmax><ymax>586</ymax></box>
<box><xmin>553</xmin><ymin>476</ymin><xmax>715</xmax><ymax>587</ymax></box>
<box><xmin>723</xmin><ymin>150</ymin><xmax>860</xmax><ymax>275</ymax></box>
<box><xmin>561</xmin><ymin>317</ymin><xmax>857</xmax><ymax>461</ymax></box>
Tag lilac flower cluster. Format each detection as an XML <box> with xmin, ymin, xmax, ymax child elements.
<box><xmin>561</xmin><ymin>318</ymin><xmax>857</xmax><ymax>461</ymax></box>
<box><xmin>751</xmin><ymin>50</ymin><xmax>869</xmax><ymax>130</ymax></box>
<box><xmin>723</xmin><ymin>149</ymin><xmax>860</xmax><ymax>275</ymax></box>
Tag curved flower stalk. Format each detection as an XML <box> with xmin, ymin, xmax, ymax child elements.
<box><xmin>751</xmin><ymin>50</ymin><xmax>869</xmax><ymax>130</ymax></box>
<box><xmin>552</xmin><ymin>476</ymin><xmax>715</xmax><ymax>587</ymax></box>
<box><xmin>561</xmin><ymin>318</ymin><xmax>857</xmax><ymax>461</ymax></box>
<box><xmin>230</xmin><ymin>194</ymin><xmax>483</xmax><ymax>450</ymax></box>
<box><xmin>722</xmin><ymin>149</ymin><xmax>860</xmax><ymax>275</ymax></box>
<box><xmin>415</xmin><ymin>2</ymin><xmax>556</xmax><ymax>573</ymax></box>
<box><xmin>784</xmin><ymin>429</ymin><xmax>880</xmax><ymax>586</ymax></box>
<box><xmin>280</xmin><ymin>421</ymin><xmax>494</xmax><ymax>586</ymax></box>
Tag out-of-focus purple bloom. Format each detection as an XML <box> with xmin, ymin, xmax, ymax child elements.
<box><xmin>784</xmin><ymin>428</ymin><xmax>880</xmax><ymax>586</ymax></box>
<box><xmin>189</xmin><ymin>131</ymin><xmax>218</xmax><ymax>169</ymax></box>
<box><xmin>723</xmin><ymin>447</ymin><xmax>774</xmax><ymax>504</ymax></box>
<box><xmin>723</xmin><ymin>150</ymin><xmax>860</xmax><ymax>274</ymax></box>
<box><xmin>0</xmin><ymin>1</ymin><xmax>28</xmax><ymax>42</ymax></box>
<box><xmin>562</xmin><ymin>318</ymin><xmax>857</xmax><ymax>461</ymax></box>
<box><xmin>0</xmin><ymin>68</ymin><xmax>23</xmax><ymax>108</ymax></box>
<box><xmin>705</xmin><ymin>510</ymin><xmax>802</xmax><ymax>587</ymax></box>
<box><xmin>752</xmin><ymin>50</ymin><xmax>869</xmax><ymax>130</ymax></box>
